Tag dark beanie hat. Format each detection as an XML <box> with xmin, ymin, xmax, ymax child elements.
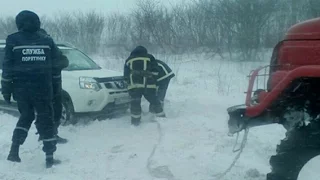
<box><xmin>15</xmin><ymin>10</ymin><xmax>41</xmax><ymax>32</ymax></box>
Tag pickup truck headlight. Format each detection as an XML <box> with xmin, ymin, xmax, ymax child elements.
<box><xmin>79</xmin><ymin>77</ymin><xmax>101</xmax><ymax>91</ymax></box>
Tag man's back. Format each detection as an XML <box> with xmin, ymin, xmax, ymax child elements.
<box><xmin>124</xmin><ymin>46</ymin><xmax>160</xmax><ymax>89</ymax></box>
<box><xmin>125</xmin><ymin>46</ymin><xmax>157</xmax><ymax>72</ymax></box>
<box><xmin>5</xmin><ymin>31</ymin><xmax>57</xmax><ymax>81</ymax></box>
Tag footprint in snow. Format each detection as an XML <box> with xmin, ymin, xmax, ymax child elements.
<box><xmin>129</xmin><ymin>154</ymin><xmax>137</xmax><ymax>159</ymax></box>
<box><xmin>110</xmin><ymin>145</ymin><xmax>124</xmax><ymax>153</ymax></box>
<box><xmin>149</xmin><ymin>165</ymin><xmax>175</xmax><ymax>180</ymax></box>
<box><xmin>245</xmin><ymin>168</ymin><xmax>264</xmax><ymax>179</ymax></box>
<box><xmin>108</xmin><ymin>155</ymin><xmax>115</xmax><ymax>160</ymax></box>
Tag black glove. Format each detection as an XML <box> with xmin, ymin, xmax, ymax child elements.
<box><xmin>3</xmin><ymin>94</ymin><xmax>11</xmax><ymax>104</ymax></box>
<box><xmin>1</xmin><ymin>78</ymin><xmax>13</xmax><ymax>104</ymax></box>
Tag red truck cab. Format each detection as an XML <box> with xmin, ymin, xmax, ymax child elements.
<box><xmin>228</xmin><ymin>17</ymin><xmax>320</xmax><ymax>134</ymax></box>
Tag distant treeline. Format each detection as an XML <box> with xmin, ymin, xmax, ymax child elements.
<box><xmin>0</xmin><ymin>0</ymin><xmax>319</xmax><ymax>61</ymax></box>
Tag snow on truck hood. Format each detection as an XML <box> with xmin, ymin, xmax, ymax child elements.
<box><xmin>62</xmin><ymin>68</ymin><xmax>123</xmax><ymax>78</ymax></box>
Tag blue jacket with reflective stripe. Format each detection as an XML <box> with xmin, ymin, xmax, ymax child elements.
<box><xmin>156</xmin><ymin>59</ymin><xmax>175</xmax><ymax>82</ymax></box>
<box><xmin>124</xmin><ymin>46</ymin><xmax>160</xmax><ymax>89</ymax></box>
<box><xmin>2</xmin><ymin>31</ymin><xmax>61</xmax><ymax>101</ymax></box>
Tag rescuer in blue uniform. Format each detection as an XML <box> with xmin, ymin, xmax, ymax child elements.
<box><xmin>1</xmin><ymin>10</ymin><xmax>64</xmax><ymax>168</ymax></box>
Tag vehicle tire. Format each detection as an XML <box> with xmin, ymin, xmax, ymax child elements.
<box><xmin>266</xmin><ymin>121</ymin><xmax>320</xmax><ymax>180</ymax></box>
<box><xmin>60</xmin><ymin>96</ymin><xmax>76</xmax><ymax>126</ymax></box>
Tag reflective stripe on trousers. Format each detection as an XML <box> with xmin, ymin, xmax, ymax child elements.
<box><xmin>131</xmin><ymin>114</ymin><xmax>141</xmax><ymax>119</ymax></box>
<box><xmin>15</xmin><ymin>127</ymin><xmax>29</xmax><ymax>133</ymax></box>
<box><xmin>128</xmin><ymin>84</ymin><xmax>157</xmax><ymax>90</ymax></box>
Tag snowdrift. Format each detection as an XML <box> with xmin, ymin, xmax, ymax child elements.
<box><xmin>0</xmin><ymin>52</ymin><xmax>318</xmax><ymax>180</ymax></box>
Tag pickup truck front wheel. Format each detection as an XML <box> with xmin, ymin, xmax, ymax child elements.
<box><xmin>60</xmin><ymin>96</ymin><xmax>76</xmax><ymax>126</ymax></box>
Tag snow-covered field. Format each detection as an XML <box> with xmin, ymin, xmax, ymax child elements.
<box><xmin>0</xmin><ymin>52</ymin><xmax>319</xmax><ymax>180</ymax></box>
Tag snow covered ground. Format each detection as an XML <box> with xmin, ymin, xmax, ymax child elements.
<box><xmin>0</xmin><ymin>52</ymin><xmax>319</xmax><ymax>180</ymax></box>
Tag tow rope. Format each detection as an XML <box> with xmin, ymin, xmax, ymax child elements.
<box><xmin>213</xmin><ymin>128</ymin><xmax>250</xmax><ymax>180</ymax></box>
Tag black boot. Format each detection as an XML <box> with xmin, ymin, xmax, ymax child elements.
<box><xmin>55</xmin><ymin>135</ymin><xmax>68</xmax><ymax>144</ymax></box>
<box><xmin>131</xmin><ymin>117</ymin><xmax>141</xmax><ymax>126</ymax></box>
<box><xmin>156</xmin><ymin>111</ymin><xmax>166</xmax><ymax>118</ymax></box>
<box><xmin>7</xmin><ymin>143</ymin><xmax>21</xmax><ymax>162</ymax></box>
<box><xmin>149</xmin><ymin>105</ymin><xmax>156</xmax><ymax>114</ymax></box>
<box><xmin>46</xmin><ymin>153</ymin><xmax>61</xmax><ymax>168</ymax></box>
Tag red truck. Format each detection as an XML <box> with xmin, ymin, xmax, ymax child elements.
<box><xmin>227</xmin><ymin>17</ymin><xmax>320</xmax><ymax>180</ymax></box>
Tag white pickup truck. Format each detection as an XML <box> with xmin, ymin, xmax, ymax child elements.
<box><xmin>0</xmin><ymin>40</ymin><xmax>130</xmax><ymax>125</ymax></box>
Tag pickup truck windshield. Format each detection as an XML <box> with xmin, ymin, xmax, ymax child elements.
<box><xmin>61</xmin><ymin>49</ymin><xmax>101</xmax><ymax>71</ymax></box>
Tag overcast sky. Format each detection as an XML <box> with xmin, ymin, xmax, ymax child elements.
<box><xmin>0</xmin><ymin>0</ymin><xmax>184</xmax><ymax>17</ymax></box>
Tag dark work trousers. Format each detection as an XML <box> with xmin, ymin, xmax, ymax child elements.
<box><xmin>266</xmin><ymin>120</ymin><xmax>320</xmax><ymax>180</ymax></box>
<box><xmin>35</xmin><ymin>81</ymin><xmax>62</xmax><ymax>136</ymax></box>
<box><xmin>157</xmin><ymin>79</ymin><xmax>171</xmax><ymax>104</ymax></box>
<box><xmin>149</xmin><ymin>79</ymin><xmax>170</xmax><ymax>112</ymax></box>
<box><xmin>12</xmin><ymin>98</ymin><xmax>57</xmax><ymax>154</ymax></box>
<box><xmin>52</xmin><ymin>82</ymin><xmax>62</xmax><ymax>135</ymax></box>
<box><xmin>129</xmin><ymin>88</ymin><xmax>164</xmax><ymax>123</ymax></box>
